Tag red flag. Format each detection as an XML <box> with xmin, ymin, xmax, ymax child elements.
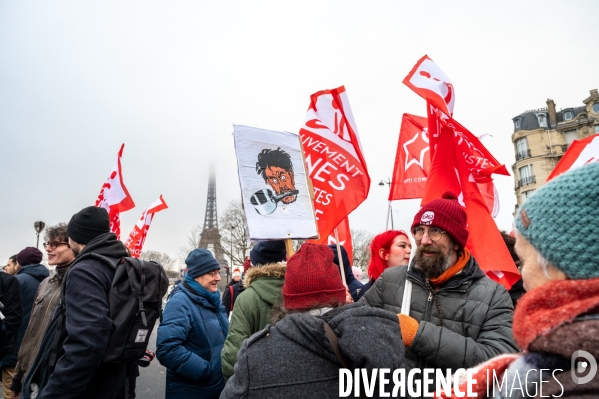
<box><xmin>124</xmin><ymin>195</ymin><xmax>168</xmax><ymax>258</ymax></box>
<box><xmin>427</xmin><ymin>104</ymin><xmax>507</xmax><ymax>216</ymax></box>
<box><xmin>299</xmin><ymin>86</ymin><xmax>370</xmax><ymax>240</ymax></box>
<box><xmin>546</xmin><ymin>134</ymin><xmax>599</xmax><ymax>181</ymax></box>
<box><xmin>95</xmin><ymin>144</ymin><xmax>135</xmax><ymax>239</ymax></box>
<box><xmin>308</xmin><ymin>217</ymin><xmax>353</xmax><ymax>264</ymax></box>
<box><xmin>422</xmin><ymin>122</ymin><xmax>520</xmax><ymax>290</ymax></box>
<box><xmin>389</xmin><ymin>114</ymin><xmax>430</xmax><ymax>200</ymax></box>
<box><xmin>403</xmin><ymin>55</ymin><xmax>456</xmax><ymax>116</ymax></box>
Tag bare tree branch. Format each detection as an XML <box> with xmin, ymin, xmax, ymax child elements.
<box><xmin>177</xmin><ymin>224</ymin><xmax>202</xmax><ymax>264</ymax></box>
<box><xmin>351</xmin><ymin>228</ymin><xmax>374</xmax><ymax>276</ymax></box>
<box><xmin>218</xmin><ymin>200</ymin><xmax>254</xmax><ymax>267</ymax></box>
<box><xmin>140</xmin><ymin>250</ymin><xmax>178</xmax><ymax>278</ymax></box>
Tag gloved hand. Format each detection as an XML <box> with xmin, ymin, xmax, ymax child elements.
<box><xmin>397</xmin><ymin>314</ymin><xmax>419</xmax><ymax>347</ymax></box>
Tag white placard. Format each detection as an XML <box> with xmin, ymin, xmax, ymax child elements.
<box><xmin>233</xmin><ymin>124</ymin><xmax>318</xmax><ymax>240</ymax></box>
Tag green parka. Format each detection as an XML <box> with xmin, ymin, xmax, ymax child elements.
<box><xmin>361</xmin><ymin>254</ymin><xmax>519</xmax><ymax>372</ymax></box>
<box><xmin>221</xmin><ymin>263</ymin><xmax>285</xmax><ymax>380</ymax></box>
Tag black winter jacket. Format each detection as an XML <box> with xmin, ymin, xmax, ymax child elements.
<box><xmin>221</xmin><ymin>303</ymin><xmax>405</xmax><ymax>398</ymax></box>
<box><xmin>23</xmin><ymin>232</ymin><xmax>130</xmax><ymax>399</ymax></box>
<box><xmin>221</xmin><ymin>280</ymin><xmax>245</xmax><ymax>317</ymax></box>
<box><xmin>15</xmin><ymin>264</ymin><xmax>49</xmax><ymax>348</ymax></box>
<box><xmin>0</xmin><ymin>272</ymin><xmax>23</xmax><ymax>368</ymax></box>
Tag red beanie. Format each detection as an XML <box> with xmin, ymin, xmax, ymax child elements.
<box><xmin>282</xmin><ymin>243</ymin><xmax>346</xmax><ymax>310</ymax></box>
<box><xmin>411</xmin><ymin>191</ymin><xmax>468</xmax><ymax>248</ymax></box>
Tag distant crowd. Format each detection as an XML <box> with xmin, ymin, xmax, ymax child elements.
<box><xmin>1</xmin><ymin>162</ymin><xmax>598</xmax><ymax>398</ymax></box>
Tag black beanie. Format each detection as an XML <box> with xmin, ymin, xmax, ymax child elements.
<box><xmin>250</xmin><ymin>241</ymin><xmax>286</xmax><ymax>266</ymax></box>
<box><xmin>67</xmin><ymin>206</ymin><xmax>111</xmax><ymax>244</ymax></box>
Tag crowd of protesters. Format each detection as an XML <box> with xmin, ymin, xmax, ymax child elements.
<box><xmin>1</xmin><ymin>162</ymin><xmax>598</xmax><ymax>398</ymax></box>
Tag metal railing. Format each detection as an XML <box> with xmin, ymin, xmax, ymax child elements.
<box><xmin>517</xmin><ymin>176</ymin><xmax>536</xmax><ymax>188</ymax></box>
<box><xmin>516</xmin><ymin>149</ymin><xmax>531</xmax><ymax>161</ymax></box>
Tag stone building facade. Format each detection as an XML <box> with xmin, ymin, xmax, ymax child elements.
<box><xmin>511</xmin><ymin>89</ymin><xmax>599</xmax><ymax>210</ymax></box>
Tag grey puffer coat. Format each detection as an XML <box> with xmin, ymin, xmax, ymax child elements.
<box><xmin>361</xmin><ymin>254</ymin><xmax>519</xmax><ymax>372</ymax></box>
<box><xmin>220</xmin><ymin>303</ymin><xmax>405</xmax><ymax>399</ymax></box>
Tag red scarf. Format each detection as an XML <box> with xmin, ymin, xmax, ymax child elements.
<box><xmin>441</xmin><ymin>277</ymin><xmax>599</xmax><ymax>398</ymax></box>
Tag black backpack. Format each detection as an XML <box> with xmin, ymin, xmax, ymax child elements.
<box><xmin>99</xmin><ymin>255</ymin><xmax>169</xmax><ymax>362</ymax></box>
<box><xmin>49</xmin><ymin>254</ymin><xmax>169</xmax><ymax>366</ymax></box>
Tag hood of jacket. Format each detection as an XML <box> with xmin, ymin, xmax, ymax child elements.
<box><xmin>242</xmin><ymin>262</ymin><xmax>285</xmax><ymax>305</ymax></box>
<box><xmin>275</xmin><ymin>303</ymin><xmax>405</xmax><ymax>369</ymax></box>
<box><xmin>16</xmin><ymin>263</ymin><xmax>50</xmax><ymax>282</ymax></box>
<box><xmin>75</xmin><ymin>232</ymin><xmax>129</xmax><ymax>261</ymax></box>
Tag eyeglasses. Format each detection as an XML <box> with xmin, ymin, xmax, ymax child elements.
<box><xmin>43</xmin><ymin>242</ymin><xmax>70</xmax><ymax>250</ymax></box>
<box><xmin>205</xmin><ymin>270</ymin><xmax>220</xmax><ymax>279</ymax></box>
<box><xmin>411</xmin><ymin>227</ymin><xmax>446</xmax><ymax>242</ymax></box>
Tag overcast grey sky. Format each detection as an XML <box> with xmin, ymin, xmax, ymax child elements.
<box><xmin>1</xmin><ymin>1</ymin><xmax>597</xmax><ymax>266</ymax></box>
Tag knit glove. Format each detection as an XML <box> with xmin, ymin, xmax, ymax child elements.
<box><xmin>397</xmin><ymin>314</ymin><xmax>419</xmax><ymax>347</ymax></box>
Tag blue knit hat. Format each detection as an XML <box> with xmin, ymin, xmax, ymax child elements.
<box><xmin>250</xmin><ymin>241</ymin><xmax>286</xmax><ymax>266</ymax></box>
<box><xmin>514</xmin><ymin>162</ymin><xmax>599</xmax><ymax>279</ymax></box>
<box><xmin>185</xmin><ymin>249</ymin><xmax>221</xmax><ymax>279</ymax></box>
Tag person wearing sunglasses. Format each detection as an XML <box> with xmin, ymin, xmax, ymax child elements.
<box><xmin>360</xmin><ymin>191</ymin><xmax>518</xmax><ymax>394</ymax></box>
<box><xmin>10</xmin><ymin>223</ymin><xmax>74</xmax><ymax>399</ymax></box>
<box><xmin>157</xmin><ymin>248</ymin><xmax>229</xmax><ymax>399</ymax></box>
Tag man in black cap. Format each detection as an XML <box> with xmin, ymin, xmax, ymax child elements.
<box><xmin>25</xmin><ymin>206</ymin><xmax>131</xmax><ymax>399</ymax></box>
<box><xmin>221</xmin><ymin>240</ymin><xmax>287</xmax><ymax>380</ymax></box>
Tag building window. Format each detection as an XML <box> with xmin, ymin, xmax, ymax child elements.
<box><xmin>593</xmin><ymin>103</ymin><xmax>599</xmax><ymax>113</ymax></box>
<box><xmin>522</xmin><ymin>189</ymin><xmax>536</xmax><ymax>202</ymax></box>
<box><xmin>536</xmin><ymin>113</ymin><xmax>547</xmax><ymax>128</ymax></box>
<box><xmin>515</xmin><ymin>138</ymin><xmax>530</xmax><ymax>161</ymax></box>
<box><xmin>564</xmin><ymin>130</ymin><xmax>578</xmax><ymax>146</ymax></box>
<box><xmin>514</xmin><ymin>118</ymin><xmax>521</xmax><ymax>129</ymax></box>
<box><xmin>595</xmin><ymin>125</ymin><xmax>599</xmax><ymax>134</ymax></box>
<box><xmin>563</xmin><ymin>110</ymin><xmax>573</xmax><ymax>121</ymax></box>
<box><xmin>519</xmin><ymin>164</ymin><xmax>535</xmax><ymax>186</ymax></box>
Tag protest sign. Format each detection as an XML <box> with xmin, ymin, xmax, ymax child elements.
<box><xmin>233</xmin><ymin>124</ymin><xmax>318</xmax><ymax>241</ymax></box>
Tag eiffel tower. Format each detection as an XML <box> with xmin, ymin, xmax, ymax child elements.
<box><xmin>198</xmin><ymin>169</ymin><xmax>228</xmax><ymax>290</ymax></box>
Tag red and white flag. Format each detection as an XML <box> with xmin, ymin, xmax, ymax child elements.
<box><xmin>546</xmin><ymin>134</ymin><xmax>599</xmax><ymax>182</ymax></box>
<box><xmin>389</xmin><ymin>114</ymin><xmax>430</xmax><ymax>200</ymax></box>
<box><xmin>403</xmin><ymin>55</ymin><xmax>455</xmax><ymax>116</ymax></box>
<box><xmin>389</xmin><ymin>110</ymin><xmax>503</xmax><ymax>216</ymax></box>
<box><xmin>422</xmin><ymin>121</ymin><xmax>520</xmax><ymax>290</ymax></box>
<box><xmin>95</xmin><ymin>144</ymin><xmax>135</xmax><ymax>239</ymax></box>
<box><xmin>427</xmin><ymin>104</ymin><xmax>507</xmax><ymax>216</ymax></box>
<box><xmin>125</xmin><ymin>195</ymin><xmax>168</xmax><ymax>258</ymax></box>
<box><xmin>299</xmin><ymin>86</ymin><xmax>370</xmax><ymax>240</ymax></box>
<box><xmin>308</xmin><ymin>217</ymin><xmax>354</xmax><ymax>264</ymax></box>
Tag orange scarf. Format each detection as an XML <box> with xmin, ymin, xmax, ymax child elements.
<box><xmin>428</xmin><ymin>248</ymin><xmax>470</xmax><ymax>287</ymax></box>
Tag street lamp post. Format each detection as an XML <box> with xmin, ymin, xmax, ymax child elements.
<box><xmin>378</xmin><ymin>179</ymin><xmax>394</xmax><ymax>230</ymax></box>
<box><xmin>34</xmin><ymin>221</ymin><xmax>46</xmax><ymax>248</ymax></box>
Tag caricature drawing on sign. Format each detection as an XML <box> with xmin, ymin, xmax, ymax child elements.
<box><xmin>251</xmin><ymin>148</ymin><xmax>299</xmax><ymax>216</ymax></box>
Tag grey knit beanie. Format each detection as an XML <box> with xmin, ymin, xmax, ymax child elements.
<box><xmin>514</xmin><ymin>162</ymin><xmax>599</xmax><ymax>279</ymax></box>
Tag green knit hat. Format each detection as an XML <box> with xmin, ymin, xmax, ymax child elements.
<box><xmin>514</xmin><ymin>162</ymin><xmax>599</xmax><ymax>279</ymax></box>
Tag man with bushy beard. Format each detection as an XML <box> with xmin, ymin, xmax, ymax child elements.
<box><xmin>361</xmin><ymin>192</ymin><xmax>518</xmax><ymax>387</ymax></box>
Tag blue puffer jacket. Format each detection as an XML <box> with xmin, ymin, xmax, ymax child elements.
<box><xmin>156</xmin><ymin>281</ymin><xmax>229</xmax><ymax>399</ymax></box>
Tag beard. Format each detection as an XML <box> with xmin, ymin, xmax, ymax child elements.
<box><xmin>413</xmin><ymin>244</ymin><xmax>454</xmax><ymax>279</ymax></box>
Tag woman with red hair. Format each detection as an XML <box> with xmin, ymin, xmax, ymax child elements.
<box><xmin>355</xmin><ymin>230</ymin><xmax>412</xmax><ymax>300</ymax></box>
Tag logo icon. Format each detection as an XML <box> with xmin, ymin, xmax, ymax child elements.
<box><xmin>135</xmin><ymin>329</ymin><xmax>149</xmax><ymax>343</ymax></box>
<box><xmin>421</xmin><ymin>211</ymin><xmax>435</xmax><ymax>225</ymax></box>
<box><xmin>571</xmin><ymin>350</ymin><xmax>597</xmax><ymax>384</ymax></box>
